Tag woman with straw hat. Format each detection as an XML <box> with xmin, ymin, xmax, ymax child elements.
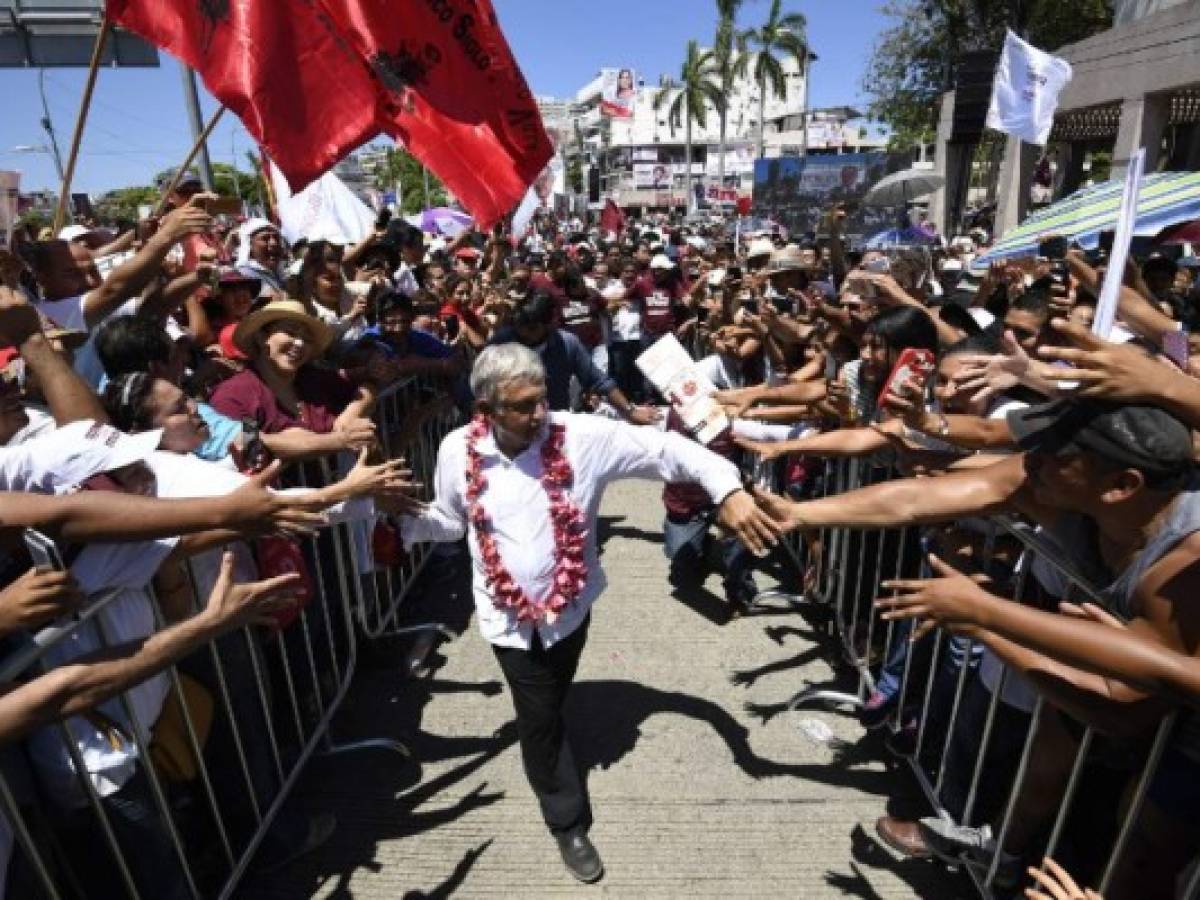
<box><xmin>209</xmin><ymin>298</ymin><xmax>377</xmax><ymax>460</ymax></box>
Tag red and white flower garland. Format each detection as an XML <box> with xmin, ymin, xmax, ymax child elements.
<box><xmin>464</xmin><ymin>415</ymin><xmax>588</xmax><ymax>624</ymax></box>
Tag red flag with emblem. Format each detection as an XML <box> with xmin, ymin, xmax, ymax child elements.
<box><xmin>319</xmin><ymin>0</ymin><xmax>552</xmax><ymax>228</ymax></box>
<box><xmin>106</xmin><ymin>0</ymin><xmax>381</xmax><ymax>191</ymax></box>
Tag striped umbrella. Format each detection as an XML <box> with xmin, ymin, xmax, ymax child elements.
<box><xmin>969</xmin><ymin>171</ymin><xmax>1200</xmax><ymax>273</ymax></box>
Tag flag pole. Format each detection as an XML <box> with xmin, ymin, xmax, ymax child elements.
<box><xmin>52</xmin><ymin>15</ymin><xmax>112</xmax><ymax>234</ymax></box>
<box><xmin>153</xmin><ymin>105</ymin><xmax>227</xmax><ymax>215</ymax></box>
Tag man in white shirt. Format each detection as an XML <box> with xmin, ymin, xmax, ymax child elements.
<box><xmin>401</xmin><ymin>344</ymin><xmax>780</xmax><ymax>882</ymax></box>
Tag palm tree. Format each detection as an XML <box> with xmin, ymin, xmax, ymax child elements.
<box><xmin>738</xmin><ymin>0</ymin><xmax>809</xmax><ymax>161</ymax></box>
<box><xmin>713</xmin><ymin>0</ymin><xmax>745</xmax><ymax>190</ymax></box>
<box><xmin>653</xmin><ymin>39</ymin><xmax>722</xmax><ymax>213</ymax></box>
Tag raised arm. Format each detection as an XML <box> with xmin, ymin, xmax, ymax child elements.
<box><xmin>0</xmin><ymin>287</ymin><xmax>108</xmax><ymax>425</ymax></box>
<box><xmin>0</xmin><ymin>552</ymin><xmax>299</xmax><ymax>744</ymax></box>
<box><xmin>81</xmin><ymin>198</ymin><xmax>213</xmax><ymax>329</ymax></box>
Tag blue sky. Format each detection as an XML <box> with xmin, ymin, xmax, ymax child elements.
<box><xmin>0</xmin><ymin>0</ymin><xmax>891</xmax><ymax>194</ymax></box>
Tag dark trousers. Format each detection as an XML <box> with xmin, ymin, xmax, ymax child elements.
<box><xmin>492</xmin><ymin>616</ymin><xmax>591</xmax><ymax>835</ymax></box>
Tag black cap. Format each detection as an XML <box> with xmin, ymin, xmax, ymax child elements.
<box><xmin>1007</xmin><ymin>399</ymin><xmax>1195</xmax><ymax>487</ymax></box>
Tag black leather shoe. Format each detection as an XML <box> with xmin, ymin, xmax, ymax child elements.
<box><xmin>556</xmin><ymin>830</ymin><xmax>604</xmax><ymax>883</ymax></box>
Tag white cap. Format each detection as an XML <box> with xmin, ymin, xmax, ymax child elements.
<box><xmin>967</xmin><ymin>308</ymin><xmax>995</xmax><ymax>329</ymax></box>
<box><xmin>58</xmin><ymin>225</ymin><xmax>94</xmax><ymax>243</ymax></box>
<box><xmin>746</xmin><ymin>237</ymin><xmax>775</xmax><ymax>259</ymax></box>
<box><xmin>21</xmin><ymin>420</ymin><xmax>163</xmax><ymax>494</ymax></box>
<box><xmin>706</xmin><ymin>268</ymin><xmax>727</xmax><ymax>287</ymax></box>
<box><xmin>649</xmin><ymin>254</ymin><xmax>675</xmax><ymax>270</ymax></box>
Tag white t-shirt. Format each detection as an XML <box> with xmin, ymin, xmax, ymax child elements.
<box><xmin>37</xmin><ymin>294</ymin><xmax>140</xmax><ymax>390</ymax></box>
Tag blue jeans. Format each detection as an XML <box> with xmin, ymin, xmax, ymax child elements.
<box><xmin>662</xmin><ymin>514</ymin><xmax>756</xmax><ymax>602</ymax></box>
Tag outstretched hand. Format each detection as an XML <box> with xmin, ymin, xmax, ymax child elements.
<box><xmin>716</xmin><ymin>488</ymin><xmax>784</xmax><ymax>557</ymax></box>
<box><xmin>876</xmin><ymin>553</ymin><xmax>993</xmax><ymax>640</ymax></box>
<box><xmin>1038</xmin><ymin>317</ymin><xmax>1176</xmax><ymax>403</ymax></box>
<box><xmin>202</xmin><ymin>549</ymin><xmax>302</xmax><ymax>629</ymax></box>
<box><xmin>732</xmin><ymin>435</ymin><xmax>789</xmax><ymax>462</ymax></box>
<box><xmin>956</xmin><ymin>329</ymin><xmax>1029</xmax><ymax>405</ymax></box>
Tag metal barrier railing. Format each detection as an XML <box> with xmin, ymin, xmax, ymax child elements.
<box><xmin>759</xmin><ymin>454</ymin><xmax>1197</xmax><ymax>900</ymax></box>
<box><xmin>0</xmin><ymin>375</ymin><xmax>461</xmax><ymax>899</ymax></box>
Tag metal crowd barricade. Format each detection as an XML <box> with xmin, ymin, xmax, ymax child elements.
<box><xmin>358</xmin><ymin>375</ymin><xmax>460</xmax><ymax>640</ymax></box>
<box><xmin>0</xmin><ymin>376</ymin><xmax>463</xmax><ymax>899</ymax></box>
<box><xmin>764</xmin><ymin>455</ymin><xmax>1198</xmax><ymax>899</ymax></box>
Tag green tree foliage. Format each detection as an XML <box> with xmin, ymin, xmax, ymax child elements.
<box><xmin>375</xmin><ymin>147</ymin><xmax>448</xmax><ymax>213</ymax></box>
<box><xmin>654</xmin><ymin>40</ymin><xmax>723</xmax><ymax>205</ymax></box>
<box><xmin>863</xmin><ymin>0</ymin><xmax>1113</xmax><ymax>149</ymax></box>
<box><xmin>93</xmin><ymin>185</ymin><xmax>159</xmax><ymax>223</ymax></box>
<box><xmin>738</xmin><ymin>0</ymin><xmax>808</xmax><ymax>159</ymax></box>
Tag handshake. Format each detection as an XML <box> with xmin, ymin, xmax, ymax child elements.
<box><xmin>714</xmin><ymin>486</ymin><xmax>803</xmax><ymax>557</ymax></box>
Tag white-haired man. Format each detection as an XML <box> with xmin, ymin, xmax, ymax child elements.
<box><xmin>401</xmin><ymin>343</ymin><xmax>780</xmax><ymax>883</ymax></box>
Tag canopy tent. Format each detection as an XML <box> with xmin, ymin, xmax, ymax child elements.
<box><xmin>970</xmin><ymin>171</ymin><xmax>1200</xmax><ymax>273</ymax></box>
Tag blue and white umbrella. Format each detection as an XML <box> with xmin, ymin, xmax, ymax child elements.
<box><xmin>863</xmin><ymin>226</ymin><xmax>939</xmax><ymax>249</ymax></box>
<box><xmin>406</xmin><ymin>207</ymin><xmax>473</xmax><ymax>237</ymax></box>
<box><xmin>970</xmin><ymin>171</ymin><xmax>1200</xmax><ymax>273</ymax></box>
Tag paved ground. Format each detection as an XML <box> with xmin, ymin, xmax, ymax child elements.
<box><xmin>242</xmin><ymin>479</ymin><xmax>965</xmax><ymax>899</ymax></box>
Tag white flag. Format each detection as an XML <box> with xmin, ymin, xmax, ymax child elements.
<box><xmin>268</xmin><ymin>162</ymin><xmax>376</xmax><ymax>247</ymax></box>
<box><xmin>985</xmin><ymin>30</ymin><xmax>1072</xmax><ymax>146</ymax></box>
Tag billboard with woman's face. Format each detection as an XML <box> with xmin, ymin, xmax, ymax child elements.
<box><xmin>600</xmin><ymin>67</ymin><xmax>637</xmax><ymax>118</ymax></box>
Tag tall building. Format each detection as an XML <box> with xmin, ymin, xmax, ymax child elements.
<box><xmin>557</xmin><ymin>58</ymin><xmax>886</xmax><ymax>212</ymax></box>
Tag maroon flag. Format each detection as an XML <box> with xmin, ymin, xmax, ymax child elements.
<box><xmin>106</xmin><ymin>0</ymin><xmax>381</xmax><ymax>191</ymax></box>
<box><xmin>320</xmin><ymin>0</ymin><xmax>552</xmax><ymax>228</ymax></box>
<box><xmin>600</xmin><ymin>199</ymin><xmax>626</xmax><ymax>234</ymax></box>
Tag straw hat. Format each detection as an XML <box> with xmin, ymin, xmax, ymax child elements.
<box><xmin>231</xmin><ymin>299</ymin><xmax>334</xmax><ymax>357</ymax></box>
<box><xmin>746</xmin><ymin>237</ymin><xmax>775</xmax><ymax>259</ymax></box>
<box><xmin>767</xmin><ymin>245</ymin><xmax>809</xmax><ymax>273</ymax></box>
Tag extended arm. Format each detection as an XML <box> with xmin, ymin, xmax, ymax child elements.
<box><xmin>0</xmin><ymin>553</ymin><xmax>297</xmax><ymax>743</ymax></box>
<box><xmin>760</xmin><ymin>453</ymin><xmax>1041</xmax><ymax>531</ymax></box>
<box><xmin>81</xmin><ymin>201</ymin><xmax>212</xmax><ymax>329</ymax></box>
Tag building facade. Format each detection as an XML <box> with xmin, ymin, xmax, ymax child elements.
<box><xmin>553</xmin><ymin>60</ymin><xmax>885</xmax><ymax>213</ymax></box>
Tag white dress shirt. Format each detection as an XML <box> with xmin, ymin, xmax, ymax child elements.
<box><xmin>402</xmin><ymin>412</ymin><xmax>742</xmax><ymax>649</ymax></box>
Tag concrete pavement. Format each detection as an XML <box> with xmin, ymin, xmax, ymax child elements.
<box><xmin>241</xmin><ymin>478</ymin><xmax>962</xmax><ymax>898</ymax></box>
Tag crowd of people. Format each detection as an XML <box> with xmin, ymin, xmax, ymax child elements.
<box><xmin>0</xmin><ymin>162</ymin><xmax>1197</xmax><ymax>897</ymax></box>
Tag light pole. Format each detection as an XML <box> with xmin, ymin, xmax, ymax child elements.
<box><xmin>36</xmin><ymin>70</ymin><xmax>67</xmax><ymax>184</ymax></box>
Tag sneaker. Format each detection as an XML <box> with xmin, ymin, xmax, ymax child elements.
<box><xmin>555</xmin><ymin>829</ymin><xmax>604</xmax><ymax>883</ymax></box>
<box><xmin>917</xmin><ymin>818</ymin><xmax>1024</xmax><ymax>889</ymax></box>
<box><xmin>859</xmin><ymin>690</ymin><xmax>894</xmax><ymax>730</ymax></box>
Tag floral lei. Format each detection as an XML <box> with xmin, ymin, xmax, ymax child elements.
<box><xmin>464</xmin><ymin>415</ymin><xmax>588</xmax><ymax>624</ymax></box>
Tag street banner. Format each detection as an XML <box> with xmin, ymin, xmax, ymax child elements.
<box><xmin>985</xmin><ymin>29</ymin><xmax>1073</xmax><ymax>146</ymax></box>
<box><xmin>599</xmin><ymin>68</ymin><xmax>637</xmax><ymax>118</ymax></box>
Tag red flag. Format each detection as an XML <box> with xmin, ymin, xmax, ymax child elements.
<box><xmin>600</xmin><ymin>199</ymin><xmax>625</xmax><ymax>235</ymax></box>
<box><xmin>106</xmin><ymin>0</ymin><xmax>380</xmax><ymax>190</ymax></box>
<box><xmin>318</xmin><ymin>0</ymin><xmax>552</xmax><ymax>228</ymax></box>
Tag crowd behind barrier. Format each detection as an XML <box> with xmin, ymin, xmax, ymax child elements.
<box><xmin>755</xmin><ymin>453</ymin><xmax>1198</xmax><ymax>899</ymax></box>
<box><xmin>0</xmin><ymin>377</ymin><xmax>458</xmax><ymax>900</ymax></box>
<box><xmin>0</xmin><ymin>185</ymin><xmax>1198</xmax><ymax>898</ymax></box>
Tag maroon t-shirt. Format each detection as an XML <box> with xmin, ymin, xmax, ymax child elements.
<box><xmin>529</xmin><ymin>273</ymin><xmax>567</xmax><ymax>304</ymax></box>
<box><xmin>560</xmin><ymin>289</ymin><xmax>604</xmax><ymax>349</ymax></box>
<box><xmin>209</xmin><ymin>365</ymin><xmax>356</xmax><ymax>435</ymax></box>
<box><xmin>662</xmin><ymin>409</ymin><xmax>737</xmax><ymax>520</ymax></box>
<box><xmin>629</xmin><ymin>276</ymin><xmax>683</xmax><ymax>336</ymax></box>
